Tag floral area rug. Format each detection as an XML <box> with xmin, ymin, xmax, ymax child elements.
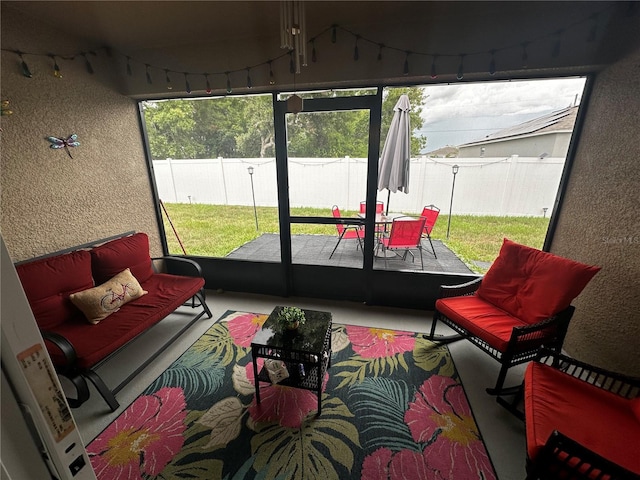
<box><xmin>86</xmin><ymin>310</ymin><xmax>497</xmax><ymax>479</ymax></box>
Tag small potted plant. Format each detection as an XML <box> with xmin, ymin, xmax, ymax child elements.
<box><xmin>277</xmin><ymin>306</ymin><xmax>306</xmax><ymax>330</ymax></box>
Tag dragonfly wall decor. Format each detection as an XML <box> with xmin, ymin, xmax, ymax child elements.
<box><xmin>46</xmin><ymin>134</ymin><xmax>80</xmax><ymax>158</ymax></box>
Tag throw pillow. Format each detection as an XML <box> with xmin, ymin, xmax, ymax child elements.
<box><xmin>477</xmin><ymin>238</ymin><xmax>600</xmax><ymax>324</ymax></box>
<box><xmin>69</xmin><ymin>268</ymin><xmax>148</xmax><ymax>324</ymax></box>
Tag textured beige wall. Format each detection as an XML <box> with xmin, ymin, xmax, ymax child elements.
<box><xmin>1</xmin><ymin>6</ymin><xmax>162</xmax><ymax>261</ymax></box>
<box><xmin>552</xmin><ymin>45</ymin><xmax>640</xmax><ymax>376</ymax></box>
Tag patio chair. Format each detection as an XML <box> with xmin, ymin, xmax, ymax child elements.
<box><xmin>420</xmin><ymin>204</ymin><xmax>440</xmax><ymax>258</ymax></box>
<box><xmin>523</xmin><ymin>349</ymin><xmax>640</xmax><ymax>479</ymax></box>
<box><xmin>424</xmin><ymin>238</ymin><xmax>600</xmax><ymax>395</ymax></box>
<box><xmin>375</xmin><ymin>216</ymin><xmax>426</xmax><ymax>270</ymax></box>
<box><xmin>359</xmin><ymin>200</ymin><xmax>385</xmax><ymax>214</ymax></box>
<box><xmin>329</xmin><ymin>205</ymin><xmax>363</xmax><ymax>259</ymax></box>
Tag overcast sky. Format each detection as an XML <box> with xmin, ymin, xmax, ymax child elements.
<box><xmin>415</xmin><ymin>77</ymin><xmax>587</xmax><ymax>152</ymax></box>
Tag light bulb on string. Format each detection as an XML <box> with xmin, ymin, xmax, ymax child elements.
<box><xmin>489</xmin><ymin>50</ymin><xmax>496</xmax><ymax>75</ymax></box>
<box><xmin>403</xmin><ymin>51</ymin><xmax>410</xmax><ymax>75</ymax></box>
<box><xmin>126</xmin><ymin>56</ymin><xmax>132</xmax><ymax>76</ymax></box>
<box><xmin>226</xmin><ymin>72</ymin><xmax>232</xmax><ymax>94</ymax></box>
<box><xmin>16</xmin><ymin>51</ymin><xmax>32</xmax><ymax>78</ymax></box>
<box><xmin>205</xmin><ymin>74</ymin><xmax>212</xmax><ymax>94</ymax></box>
<box><xmin>82</xmin><ymin>53</ymin><xmax>94</xmax><ymax>74</ymax></box>
<box><xmin>521</xmin><ymin>42</ymin><xmax>529</xmax><ymax>68</ymax></box>
<box><xmin>268</xmin><ymin>61</ymin><xmax>276</xmax><ymax>85</ymax></box>
<box><xmin>430</xmin><ymin>55</ymin><xmax>438</xmax><ymax>79</ymax></box>
<box><xmin>457</xmin><ymin>54</ymin><xmax>465</xmax><ymax>80</ymax></box>
<box><xmin>377</xmin><ymin>44</ymin><xmax>384</xmax><ymax>61</ymax></box>
<box><xmin>331</xmin><ymin>24</ymin><xmax>337</xmax><ymax>43</ymax></box>
<box><xmin>246</xmin><ymin>68</ymin><xmax>252</xmax><ymax>88</ymax></box>
<box><xmin>184</xmin><ymin>73</ymin><xmax>191</xmax><ymax>94</ymax></box>
<box><xmin>551</xmin><ymin>31</ymin><xmax>562</xmax><ymax>58</ymax></box>
<box><xmin>165</xmin><ymin>69</ymin><xmax>173</xmax><ymax>90</ymax></box>
<box><xmin>353</xmin><ymin>36</ymin><xmax>360</xmax><ymax>61</ymax></box>
<box><xmin>145</xmin><ymin>64</ymin><xmax>153</xmax><ymax>84</ymax></box>
<box><xmin>587</xmin><ymin>14</ymin><xmax>598</xmax><ymax>42</ymax></box>
<box><xmin>50</xmin><ymin>55</ymin><xmax>62</xmax><ymax>78</ymax></box>
<box><xmin>311</xmin><ymin>39</ymin><xmax>317</xmax><ymax>63</ymax></box>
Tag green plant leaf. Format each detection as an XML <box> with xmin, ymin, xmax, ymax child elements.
<box><xmin>413</xmin><ymin>336</ymin><xmax>456</xmax><ymax>377</ymax></box>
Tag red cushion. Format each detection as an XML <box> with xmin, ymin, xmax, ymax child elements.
<box><xmin>15</xmin><ymin>250</ymin><xmax>94</xmax><ymax>330</ymax></box>
<box><xmin>524</xmin><ymin>362</ymin><xmax>640</xmax><ymax>475</ymax></box>
<box><xmin>90</xmin><ymin>233</ymin><xmax>154</xmax><ymax>285</ymax></box>
<box><xmin>435</xmin><ymin>295</ymin><xmax>528</xmax><ymax>352</ymax></box>
<box><xmin>46</xmin><ymin>273</ymin><xmax>204</xmax><ymax>369</ymax></box>
<box><xmin>477</xmin><ymin>238</ymin><xmax>600</xmax><ymax>325</ymax></box>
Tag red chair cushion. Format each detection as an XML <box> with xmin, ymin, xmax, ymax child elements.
<box><xmin>15</xmin><ymin>250</ymin><xmax>94</xmax><ymax>330</ymax></box>
<box><xmin>524</xmin><ymin>362</ymin><xmax>640</xmax><ymax>475</ymax></box>
<box><xmin>477</xmin><ymin>238</ymin><xmax>600</xmax><ymax>325</ymax></box>
<box><xmin>90</xmin><ymin>233</ymin><xmax>155</xmax><ymax>285</ymax></box>
<box><xmin>46</xmin><ymin>273</ymin><xmax>205</xmax><ymax>369</ymax></box>
<box><xmin>435</xmin><ymin>295</ymin><xmax>529</xmax><ymax>352</ymax></box>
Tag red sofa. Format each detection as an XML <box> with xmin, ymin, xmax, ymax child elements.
<box><xmin>15</xmin><ymin>232</ymin><xmax>212</xmax><ymax>412</ymax></box>
<box><xmin>524</xmin><ymin>350</ymin><xmax>640</xmax><ymax>480</ymax></box>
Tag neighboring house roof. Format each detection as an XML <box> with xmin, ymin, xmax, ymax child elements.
<box><xmin>425</xmin><ymin>145</ymin><xmax>460</xmax><ymax>157</ymax></box>
<box><xmin>459</xmin><ymin>106</ymin><xmax>578</xmax><ymax>147</ymax></box>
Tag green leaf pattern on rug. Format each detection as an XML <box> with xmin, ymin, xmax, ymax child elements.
<box><xmin>413</xmin><ymin>335</ymin><xmax>456</xmax><ymax>378</ymax></box>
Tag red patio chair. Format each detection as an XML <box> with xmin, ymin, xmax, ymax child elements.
<box><xmin>420</xmin><ymin>204</ymin><xmax>440</xmax><ymax>258</ymax></box>
<box><xmin>376</xmin><ymin>216</ymin><xmax>426</xmax><ymax>270</ymax></box>
<box><xmin>359</xmin><ymin>201</ymin><xmax>385</xmax><ymax>214</ymax></box>
<box><xmin>329</xmin><ymin>205</ymin><xmax>363</xmax><ymax>259</ymax></box>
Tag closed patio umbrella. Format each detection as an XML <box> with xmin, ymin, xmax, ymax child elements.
<box><xmin>378</xmin><ymin>94</ymin><xmax>411</xmax><ymax>214</ymax></box>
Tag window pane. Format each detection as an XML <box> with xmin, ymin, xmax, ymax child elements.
<box><xmin>141</xmin><ymin>94</ymin><xmax>280</xmax><ymax>261</ymax></box>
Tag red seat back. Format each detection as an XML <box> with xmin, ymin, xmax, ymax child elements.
<box><xmin>332</xmin><ymin>205</ymin><xmax>346</xmax><ymax>235</ymax></box>
<box><xmin>420</xmin><ymin>205</ymin><xmax>440</xmax><ymax>235</ymax></box>
<box><xmin>359</xmin><ymin>201</ymin><xmax>384</xmax><ymax>214</ymax></box>
<box><xmin>387</xmin><ymin>217</ymin><xmax>426</xmax><ymax>248</ymax></box>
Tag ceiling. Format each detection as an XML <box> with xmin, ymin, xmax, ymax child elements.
<box><xmin>4</xmin><ymin>1</ymin><xmax>638</xmax><ymax>95</ymax></box>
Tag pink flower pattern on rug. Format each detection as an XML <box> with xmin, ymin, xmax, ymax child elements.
<box><xmin>88</xmin><ymin>387</ymin><xmax>187</xmax><ymax>479</ymax></box>
<box><xmin>346</xmin><ymin>325</ymin><xmax>416</xmax><ymax>358</ymax></box>
<box><xmin>227</xmin><ymin>312</ymin><xmax>268</xmax><ymax>348</ymax></box>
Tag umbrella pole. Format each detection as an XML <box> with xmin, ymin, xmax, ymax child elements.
<box><xmin>386</xmin><ymin>190</ymin><xmax>390</xmax><ymax>215</ymax></box>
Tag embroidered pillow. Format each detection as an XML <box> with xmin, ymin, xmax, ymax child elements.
<box><xmin>69</xmin><ymin>268</ymin><xmax>147</xmax><ymax>324</ymax></box>
<box><xmin>477</xmin><ymin>238</ymin><xmax>600</xmax><ymax>325</ymax></box>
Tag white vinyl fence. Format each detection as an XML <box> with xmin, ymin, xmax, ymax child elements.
<box><xmin>152</xmin><ymin>155</ymin><xmax>566</xmax><ymax>217</ymax></box>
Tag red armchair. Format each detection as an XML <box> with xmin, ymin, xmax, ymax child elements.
<box><xmin>425</xmin><ymin>238</ymin><xmax>600</xmax><ymax>395</ymax></box>
<box><xmin>524</xmin><ymin>350</ymin><xmax>640</xmax><ymax>480</ymax></box>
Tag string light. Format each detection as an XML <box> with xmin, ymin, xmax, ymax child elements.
<box><xmin>551</xmin><ymin>31</ymin><xmax>562</xmax><ymax>58</ymax></box>
<box><xmin>82</xmin><ymin>52</ymin><xmax>94</xmax><ymax>74</ymax></box>
<box><xmin>521</xmin><ymin>42</ymin><xmax>529</xmax><ymax>68</ymax></box>
<box><xmin>205</xmin><ymin>74</ymin><xmax>212</xmax><ymax>93</ymax></box>
<box><xmin>184</xmin><ymin>72</ymin><xmax>191</xmax><ymax>94</ymax></box>
<box><xmin>587</xmin><ymin>14</ymin><xmax>598</xmax><ymax>42</ymax></box>
<box><xmin>268</xmin><ymin>61</ymin><xmax>276</xmax><ymax>85</ymax></box>
<box><xmin>50</xmin><ymin>55</ymin><xmax>62</xmax><ymax>78</ymax></box>
<box><xmin>489</xmin><ymin>49</ymin><xmax>496</xmax><ymax>75</ymax></box>
<box><xmin>457</xmin><ymin>54</ymin><xmax>465</xmax><ymax>80</ymax></box>
<box><xmin>3</xmin><ymin>4</ymin><xmax>612</xmax><ymax>91</ymax></box>
<box><xmin>17</xmin><ymin>51</ymin><xmax>32</xmax><ymax>78</ymax></box>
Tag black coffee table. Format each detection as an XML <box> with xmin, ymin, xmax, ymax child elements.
<box><xmin>251</xmin><ymin>306</ymin><xmax>332</xmax><ymax>415</ymax></box>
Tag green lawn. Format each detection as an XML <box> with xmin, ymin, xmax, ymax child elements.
<box><xmin>161</xmin><ymin>203</ymin><xmax>550</xmax><ymax>273</ymax></box>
